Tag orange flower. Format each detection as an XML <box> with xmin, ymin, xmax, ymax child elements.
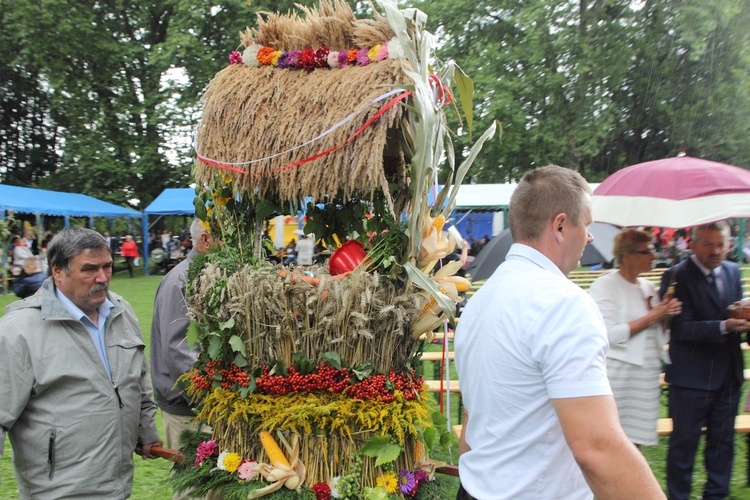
<box><xmin>257</xmin><ymin>46</ymin><xmax>275</xmax><ymax>66</ymax></box>
<box><xmin>347</xmin><ymin>49</ymin><xmax>358</xmax><ymax>62</ymax></box>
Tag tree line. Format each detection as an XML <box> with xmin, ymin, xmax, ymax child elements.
<box><xmin>1</xmin><ymin>0</ymin><xmax>748</xmax><ymax>207</ymax></box>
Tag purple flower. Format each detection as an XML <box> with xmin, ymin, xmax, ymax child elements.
<box><xmin>277</xmin><ymin>51</ymin><xmax>293</xmax><ymax>69</ymax></box>
<box><xmin>398</xmin><ymin>470</ymin><xmax>416</xmax><ymax>494</ymax></box>
<box><xmin>356</xmin><ymin>49</ymin><xmax>370</xmax><ymax>66</ymax></box>
<box><xmin>338</xmin><ymin>51</ymin><xmax>350</xmax><ymax>67</ymax></box>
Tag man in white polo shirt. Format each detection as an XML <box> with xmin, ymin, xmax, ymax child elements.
<box><xmin>455</xmin><ymin>165</ymin><xmax>664</xmax><ymax>499</ymax></box>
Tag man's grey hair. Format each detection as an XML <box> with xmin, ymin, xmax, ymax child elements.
<box><xmin>47</xmin><ymin>228</ymin><xmax>109</xmax><ymax>275</ymax></box>
<box><xmin>691</xmin><ymin>221</ymin><xmax>730</xmax><ymax>243</ymax></box>
<box><xmin>189</xmin><ymin>218</ymin><xmax>208</xmax><ymax>242</ymax></box>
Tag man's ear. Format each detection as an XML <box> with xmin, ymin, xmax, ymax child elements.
<box><xmin>552</xmin><ymin>213</ymin><xmax>567</xmax><ymax>242</ymax></box>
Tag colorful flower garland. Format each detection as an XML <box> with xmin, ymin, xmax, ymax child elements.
<box><xmin>228</xmin><ymin>37</ymin><xmax>405</xmax><ymax>70</ymax></box>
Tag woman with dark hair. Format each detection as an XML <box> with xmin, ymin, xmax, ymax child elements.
<box><xmin>588</xmin><ymin>228</ymin><xmax>682</xmax><ymax>446</ymax></box>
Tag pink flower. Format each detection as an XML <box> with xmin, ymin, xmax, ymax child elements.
<box><xmin>337</xmin><ymin>51</ymin><xmax>349</xmax><ymax>67</ymax></box>
<box><xmin>377</xmin><ymin>44</ymin><xmax>389</xmax><ymax>61</ymax></box>
<box><xmin>228</xmin><ymin>51</ymin><xmax>243</xmax><ymax>65</ymax></box>
<box><xmin>237</xmin><ymin>460</ymin><xmax>258</xmax><ymax>480</ymax></box>
<box><xmin>194</xmin><ymin>440</ymin><xmax>219</xmax><ymax>467</ymax></box>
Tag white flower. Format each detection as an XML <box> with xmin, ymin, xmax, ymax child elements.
<box><xmin>327</xmin><ymin>51</ymin><xmax>340</xmax><ymax>68</ymax></box>
<box><xmin>243</xmin><ymin>43</ymin><xmax>262</xmax><ymax>67</ymax></box>
<box><xmin>386</xmin><ymin>37</ymin><xmax>405</xmax><ymax>60</ymax></box>
<box><xmin>329</xmin><ymin>475</ymin><xmax>341</xmax><ymax>498</ymax></box>
<box><xmin>216</xmin><ymin>450</ymin><xmax>230</xmax><ymax>470</ymax></box>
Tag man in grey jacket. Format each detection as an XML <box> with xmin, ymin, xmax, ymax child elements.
<box><xmin>0</xmin><ymin>228</ymin><xmax>162</xmax><ymax>499</ymax></box>
<box><xmin>151</xmin><ymin>219</ymin><xmax>215</xmax><ymax>456</ymax></box>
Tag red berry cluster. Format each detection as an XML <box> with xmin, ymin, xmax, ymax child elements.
<box><xmin>255</xmin><ymin>362</ymin><xmax>350</xmax><ymax>395</ymax></box>
<box><xmin>345</xmin><ymin>369</ymin><xmax>424</xmax><ymax>402</ymax></box>
<box><xmin>391</xmin><ymin>369</ymin><xmax>424</xmax><ymax>400</ymax></box>
<box><xmin>204</xmin><ymin>359</ymin><xmax>222</xmax><ymax>379</ymax></box>
<box><xmin>220</xmin><ymin>364</ymin><xmax>250</xmax><ymax>389</ymax></box>
<box><xmin>191</xmin><ymin>373</ymin><xmax>211</xmax><ymax>391</ymax></box>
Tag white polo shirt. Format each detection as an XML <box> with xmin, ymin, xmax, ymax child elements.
<box><xmin>455</xmin><ymin>243</ymin><xmax>611</xmax><ymax>499</ymax></box>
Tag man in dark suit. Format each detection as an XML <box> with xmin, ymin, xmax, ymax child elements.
<box><xmin>659</xmin><ymin>221</ymin><xmax>748</xmax><ymax>499</ymax></box>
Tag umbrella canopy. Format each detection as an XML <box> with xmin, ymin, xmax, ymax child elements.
<box><xmin>593</xmin><ymin>155</ymin><xmax>750</xmax><ymax>228</ymax></box>
<box><xmin>466</xmin><ymin>223</ymin><xmax>619</xmax><ymax>281</ymax></box>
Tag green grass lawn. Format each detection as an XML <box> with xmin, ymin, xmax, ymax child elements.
<box><xmin>3</xmin><ymin>267</ymin><xmax>750</xmax><ymax>498</ymax></box>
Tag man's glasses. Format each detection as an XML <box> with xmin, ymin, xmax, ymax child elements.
<box><xmin>631</xmin><ymin>249</ymin><xmax>655</xmax><ymax>255</ymax></box>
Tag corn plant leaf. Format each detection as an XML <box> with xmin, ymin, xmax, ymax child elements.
<box><xmin>404</xmin><ymin>262</ymin><xmax>456</xmax><ymax>321</ymax></box>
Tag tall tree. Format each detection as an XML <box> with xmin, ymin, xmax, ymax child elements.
<box><xmin>1</xmin><ymin>0</ymin><xmax>324</xmax><ymax>206</ymax></box>
<box><xmin>415</xmin><ymin>0</ymin><xmax>750</xmax><ymax>183</ymax></box>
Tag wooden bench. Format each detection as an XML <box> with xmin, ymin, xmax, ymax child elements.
<box><xmin>448</xmin><ymin>415</ymin><xmax>750</xmax><ymax>483</ymax></box>
<box><xmin>452</xmin><ymin>416</ymin><xmax>750</xmax><ymax>440</ymax></box>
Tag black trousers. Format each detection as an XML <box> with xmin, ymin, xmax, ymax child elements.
<box><xmin>456</xmin><ymin>483</ymin><xmax>476</xmax><ymax>500</ymax></box>
<box><xmin>667</xmin><ymin>384</ymin><xmax>741</xmax><ymax>500</ymax></box>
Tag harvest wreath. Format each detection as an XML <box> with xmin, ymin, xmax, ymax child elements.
<box><xmin>172</xmin><ymin>0</ymin><xmax>496</xmax><ymax>498</ymax></box>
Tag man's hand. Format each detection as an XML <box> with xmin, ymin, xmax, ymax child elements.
<box><xmin>136</xmin><ymin>439</ymin><xmax>164</xmax><ymax>460</ymax></box>
<box><xmin>725</xmin><ymin>318</ymin><xmax>749</xmax><ymax>333</ymax></box>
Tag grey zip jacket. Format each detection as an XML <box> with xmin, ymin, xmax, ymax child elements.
<box><xmin>0</xmin><ymin>278</ymin><xmax>160</xmax><ymax>499</ymax></box>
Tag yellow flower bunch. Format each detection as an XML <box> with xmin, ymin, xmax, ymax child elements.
<box><xmin>376</xmin><ymin>472</ymin><xmax>398</xmax><ymax>493</ymax></box>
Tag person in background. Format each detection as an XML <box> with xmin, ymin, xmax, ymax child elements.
<box><xmin>455</xmin><ymin>165</ymin><xmax>664</xmax><ymax>499</ymax></box>
<box><xmin>120</xmin><ymin>235</ymin><xmax>139</xmax><ymax>278</ymax></box>
<box><xmin>11</xmin><ymin>256</ymin><xmax>46</xmax><ymax>299</ymax></box>
<box><xmin>659</xmin><ymin>221</ymin><xmax>747</xmax><ymax>500</ymax></box>
<box><xmin>0</xmin><ymin>228</ymin><xmax>161</xmax><ymax>498</ymax></box>
<box><xmin>295</xmin><ymin>234</ymin><xmax>316</xmax><ymax>266</ymax></box>
<box><xmin>588</xmin><ymin>228</ymin><xmax>682</xmax><ymax>447</ymax></box>
<box><xmin>150</xmin><ymin>218</ymin><xmax>216</xmax><ymax>500</ymax></box>
<box><xmin>11</xmin><ymin>235</ymin><xmax>33</xmax><ymax>270</ymax></box>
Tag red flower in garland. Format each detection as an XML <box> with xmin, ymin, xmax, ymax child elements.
<box><xmin>298</xmin><ymin>48</ymin><xmax>317</xmax><ymax>71</ymax></box>
<box><xmin>311</xmin><ymin>482</ymin><xmax>331</xmax><ymax>500</ymax></box>
<box><xmin>314</xmin><ymin>46</ymin><xmax>330</xmax><ymax>68</ymax></box>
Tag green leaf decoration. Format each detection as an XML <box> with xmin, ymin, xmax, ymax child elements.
<box><xmin>452</xmin><ymin>64</ymin><xmax>475</xmax><ymax>136</ymax></box>
<box><xmin>232</xmin><ymin>353</ymin><xmax>248</xmax><ymax>368</ymax></box>
<box><xmin>293</xmin><ymin>352</ymin><xmax>316</xmax><ymax>375</ymax></box>
<box><xmin>219</xmin><ymin>317</ymin><xmax>236</xmax><ymax>331</ymax></box>
<box><xmin>351</xmin><ymin>361</ymin><xmax>374</xmax><ymax>380</ymax></box>
<box><xmin>228</xmin><ymin>335</ymin><xmax>246</xmax><ymax>356</ymax></box>
<box><xmin>360</xmin><ymin>435</ymin><xmax>403</xmax><ymax>467</ymax></box>
<box><xmin>208</xmin><ymin>336</ymin><xmax>223</xmax><ymax>360</ymax></box>
<box><xmin>322</xmin><ymin>351</ymin><xmax>343</xmax><ymax>370</ymax></box>
<box><xmin>193</xmin><ymin>196</ymin><xmax>207</xmax><ymax>221</ymax></box>
<box><xmin>186</xmin><ymin>322</ymin><xmax>201</xmax><ymax>347</ymax></box>
<box><xmin>423</xmin><ymin>426</ymin><xmax>438</xmax><ymax>450</ymax></box>
<box><xmin>271</xmin><ymin>359</ymin><xmax>288</xmax><ymax>377</ymax></box>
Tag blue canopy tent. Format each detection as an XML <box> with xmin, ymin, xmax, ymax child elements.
<box><xmin>0</xmin><ymin>184</ymin><xmax>141</xmax><ymax>275</ymax></box>
<box><xmin>142</xmin><ymin>188</ymin><xmax>196</xmax><ymax>275</ymax></box>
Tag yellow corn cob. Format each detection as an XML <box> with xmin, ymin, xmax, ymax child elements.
<box><xmin>414</xmin><ymin>440</ymin><xmax>425</xmax><ymax>461</ymax></box>
<box><xmin>432</xmin><ymin>214</ymin><xmax>446</xmax><ymax>234</ymax></box>
<box><xmin>260</xmin><ymin>431</ymin><xmax>290</xmax><ymax>467</ymax></box>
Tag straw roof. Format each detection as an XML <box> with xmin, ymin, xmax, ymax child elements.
<box><xmin>194</xmin><ymin>0</ymin><xmax>412</xmax><ymax>208</ymax></box>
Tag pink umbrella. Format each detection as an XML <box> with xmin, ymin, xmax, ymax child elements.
<box><xmin>592</xmin><ymin>155</ymin><xmax>750</xmax><ymax>228</ymax></box>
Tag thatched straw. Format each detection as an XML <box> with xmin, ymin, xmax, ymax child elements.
<box><xmin>195</xmin><ymin>0</ymin><xmax>409</xmax><ymax>208</ymax></box>
<box><xmin>240</xmin><ymin>0</ymin><xmax>392</xmax><ymax>51</ymax></box>
<box><xmin>187</xmin><ymin>263</ymin><xmax>426</xmax><ymax>372</ymax></box>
